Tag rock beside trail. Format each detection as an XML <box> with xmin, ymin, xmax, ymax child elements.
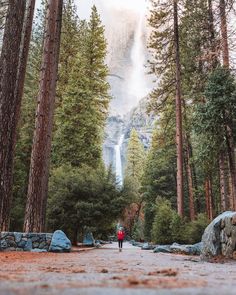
<box><xmin>0</xmin><ymin>232</ymin><xmax>52</xmax><ymax>251</ymax></box>
<box><xmin>131</xmin><ymin>241</ymin><xmax>144</xmax><ymax>248</ymax></box>
<box><xmin>153</xmin><ymin>245</ymin><xmax>172</xmax><ymax>253</ymax></box>
<box><xmin>170</xmin><ymin>242</ymin><xmax>203</xmax><ymax>255</ymax></box>
<box><xmin>201</xmin><ymin>211</ymin><xmax>236</xmax><ymax>259</ymax></box>
<box><xmin>153</xmin><ymin>242</ymin><xmax>202</xmax><ymax>255</ymax></box>
<box><xmin>83</xmin><ymin>232</ymin><xmax>95</xmax><ymax>246</ymax></box>
<box><xmin>141</xmin><ymin>243</ymin><xmax>155</xmax><ymax>250</ymax></box>
<box><xmin>49</xmin><ymin>230</ymin><xmax>71</xmax><ymax>252</ymax></box>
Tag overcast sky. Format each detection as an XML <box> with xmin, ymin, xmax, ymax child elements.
<box><xmin>35</xmin><ymin>0</ymin><xmax>148</xmax><ymax>20</ymax></box>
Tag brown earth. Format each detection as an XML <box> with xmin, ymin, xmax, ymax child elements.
<box><xmin>0</xmin><ymin>242</ymin><xmax>235</xmax><ymax>295</ymax></box>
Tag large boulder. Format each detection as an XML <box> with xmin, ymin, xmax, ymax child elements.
<box><xmin>49</xmin><ymin>230</ymin><xmax>71</xmax><ymax>252</ymax></box>
<box><xmin>201</xmin><ymin>211</ymin><xmax>236</xmax><ymax>259</ymax></box>
<box><xmin>83</xmin><ymin>232</ymin><xmax>95</xmax><ymax>247</ymax></box>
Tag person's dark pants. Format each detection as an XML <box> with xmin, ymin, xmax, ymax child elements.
<box><xmin>118</xmin><ymin>239</ymin><xmax>123</xmax><ymax>248</ymax></box>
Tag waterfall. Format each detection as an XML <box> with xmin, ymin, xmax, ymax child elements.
<box><xmin>128</xmin><ymin>8</ymin><xmax>149</xmax><ymax>105</ymax></box>
<box><xmin>115</xmin><ymin>134</ymin><xmax>124</xmax><ymax>186</ymax></box>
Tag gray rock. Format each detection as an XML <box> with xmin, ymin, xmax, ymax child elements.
<box><xmin>31</xmin><ymin>236</ymin><xmax>40</xmax><ymax>243</ymax></box>
<box><xmin>7</xmin><ymin>240</ymin><xmax>17</xmax><ymax>248</ymax></box>
<box><xmin>14</xmin><ymin>232</ymin><xmax>22</xmax><ymax>243</ymax></box>
<box><xmin>141</xmin><ymin>242</ymin><xmax>154</xmax><ymax>250</ymax></box>
<box><xmin>0</xmin><ymin>240</ymin><xmax>8</xmax><ymax>249</ymax></box>
<box><xmin>95</xmin><ymin>241</ymin><xmax>102</xmax><ymax>248</ymax></box>
<box><xmin>24</xmin><ymin>239</ymin><xmax>33</xmax><ymax>251</ymax></box>
<box><xmin>132</xmin><ymin>241</ymin><xmax>144</xmax><ymax>247</ymax></box>
<box><xmin>170</xmin><ymin>242</ymin><xmax>202</xmax><ymax>256</ymax></box>
<box><xmin>201</xmin><ymin>211</ymin><xmax>236</xmax><ymax>259</ymax></box>
<box><xmin>39</xmin><ymin>241</ymin><xmax>47</xmax><ymax>249</ymax></box>
<box><xmin>153</xmin><ymin>245</ymin><xmax>171</xmax><ymax>253</ymax></box>
<box><xmin>83</xmin><ymin>232</ymin><xmax>95</xmax><ymax>247</ymax></box>
<box><xmin>33</xmin><ymin>242</ymin><xmax>40</xmax><ymax>248</ymax></box>
<box><xmin>49</xmin><ymin>230</ymin><xmax>71</xmax><ymax>252</ymax></box>
<box><xmin>18</xmin><ymin>240</ymin><xmax>27</xmax><ymax>248</ymax></box>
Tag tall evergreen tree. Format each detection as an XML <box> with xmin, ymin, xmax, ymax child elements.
<box><xmin>0</xmin><ymin>0</ymin><xmax>26</xmax><ymax>231</ymax></box>
<box><xmin>123</xmin><ymin>129</ymin><xmax>146</xmax><ymax>235</ymax></box>
<box><xmin>53</xmin><ymin>5</ymin><xmax>110</xmax><ymax>168</ymax></box>
<box><xmin>11</xmin><ymin>1</ymin><xmax>46</xmax><ymax>230</ymax></box>
<box><xmin>24</xmin><ymin>0</ymin><xmax>63</xmax><ymax>232</ymax></box>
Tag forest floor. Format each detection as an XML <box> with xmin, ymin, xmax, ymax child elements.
<box><xmin>0</xmin><ymin>242</ymin><xmax>235</xmax><ymax>295</ymax></box>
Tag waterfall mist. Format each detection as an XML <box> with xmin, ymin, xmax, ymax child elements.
<box><xmin>115</xmin><ymin>134</ymin><xmax>124</xmax><ymax>186</ymax></box>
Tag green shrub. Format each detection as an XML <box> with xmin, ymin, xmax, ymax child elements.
<box><xmin>151</xmin><ymin>198</ymin><xmax>175</xmax><ymax>244</ymax></box>
<box><xmin>170</xmin><ymin>212</ymin><xmax>187</xmax><ymax>244</ymax></box>
<box><xmin>47</xmin><ymin>164</ymin><xmax>126</xmax><ymax>244</ymax></box>
<box><xmin>185</xmin><ymin>213</ymin><xmax>209</xmax><ymax>244</ymax></box>
<box><xmin>132</xmin><ymin>218</ymin><xmax>145</xmax><ymax>241</ymax></box>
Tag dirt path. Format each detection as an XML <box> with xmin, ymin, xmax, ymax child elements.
<box><xmin>0</xmin><ymin>242</ymin><xmax>235</xmax><ymax>295</ymax></box>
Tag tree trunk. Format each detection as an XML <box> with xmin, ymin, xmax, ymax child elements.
<box><xmin>219</xmin><ymin>0</ymin><xmax>229</xmax><ymax>67</ymax></box>
<box><xmin>208</xmin><ymin>178</ymin><xmax>213</xmax><ymax>220</ymax></box>
<box><xmin>224</xmin><ymin>122</ymin><xmax>236</xmax><ymax>209</ymax></box>
<box><xmin>228</xmin><ymin>167</ymin><xmax>234</xmax><ymax>210</ymax></box>
<box><xmin>205</xmin><ymin>178</ymin><xmax>213</xmax><ymax>220</ymax></box>
<box><xmin>208</xmin><ymin>0</ymin><xmax>218</xmax><ymax>67</ymax></box>
<box><xmin>219</xmin><ymin>150</ymin><xmax>227</xmax><ymax>211</ymax></box>
<box><xmin>174</xmin><ymin>0</ymin><xmax>184</xmax><ymax>217</ymax></box>
<box><xmin>0</xmin><ymin>0</ymin><xmax>26</xmax><ymax>231</ymax></box>
<box><xmin>24</xmin><ymin>0</ymin><xmax>63</xmax><ymax>233</ymax></box>
<box><xmin>185</xmin><ymin>135</ymin><xmax>195</xmax><ymax>220</ymax></box>
<box><xmin>15</xmin><ymin>0</ymin><xmax>36</xmax><ymax>117</ymax></box>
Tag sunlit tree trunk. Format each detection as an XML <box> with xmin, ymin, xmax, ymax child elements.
<box><xmin>0</xmin><ymin>0</ymin><xmax>26</xmax><ymax>231</ymax></box>
<box><xmin>174</xmin><ymin>0</ymin><xmax>184</xmax><ymax>217</ymax></box>
<box><xmin>24</xmin><ymin>0</ymin><xmax>63</xmax><ymax>233</ymax></box>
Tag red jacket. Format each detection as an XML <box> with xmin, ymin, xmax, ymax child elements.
<box><xmin>117</xmin><ymin>230</ymin><xmax>125</xmax><ymax>240</ymax></box>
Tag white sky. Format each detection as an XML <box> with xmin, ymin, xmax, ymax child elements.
<box><xmin>74</xmin><ymin>0</ymin><xmax>148</xmax><ymax>19</ymax></box>
<box><xmin>35</xmin><ymin>0</ymin><xmax>148</xmax><ymax>19</ymax></box>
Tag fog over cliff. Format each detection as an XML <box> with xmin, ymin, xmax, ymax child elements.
<box><xmin>75</xmin><ymin>0</ymin><xmax>153</xmax><ymax>115</ymax></box>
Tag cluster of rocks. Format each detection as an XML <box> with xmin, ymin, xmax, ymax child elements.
<box><xmin>131</xmin><ymin>241</ymin><xmax>202</xmax><ymax>255</ymax></box>
<box><xmin>131</xmin><ymin>212</ymin><xmax>236</xmax><ymax>260</ymax></box>
<box><xmin>0</xmin><ymin>230</ymin><xmax>71</xmax><ymax>253</ymax></box>
<box><xmin>153</xmin><ymin>242</ymin><xmax>203</xmax><ymax>256</ymax></box>
<box><xmin>201</xmin><ymin>211</ymin><xmax>236</xmax><ymax>259</ymax></box>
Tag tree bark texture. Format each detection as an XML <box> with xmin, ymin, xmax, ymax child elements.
<box><xmin>174</xmin><ymin>0</ymin><xmax>184</xmax><ymax>217</ymax></box>
<box><xmin>219</xmin><ymin>150</ymin><xmax>227</xmax><ymax>211</ymax></box>
<box><xmin>24</xmin><ymin>0</ymin><xmax>63</xmax><ymax>233</ymax></box>
<box><xmin>205</xmin><ymin>178</ymin><xmax>213</xmax><ymax>220</ymax></box>
<box><xmin>0</xmin><ymin>0</ymin><xmax>26</xmax><ymax>231</ymax></box>
<box><xmin>208</xmin><ymin>0</ymin><xmax>218</xmax><ymax>67</ymax></box>
<box><xmin>219</xmin><ymin>0</ymin><xmax>229</xmax><ymax>67</ymax></box>
<box><xmin>185</xmin><ymin>135</ymin><xmax>195</xmax><ymax>220</ymax></box>
<box><xmin>224</xmin><ymin>122</ymin><xmax>236</xmax><ymax>209</ymax></box>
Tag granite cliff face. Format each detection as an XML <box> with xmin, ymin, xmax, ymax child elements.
<box><xmin>102</xmin><ymin>4</ymin><xmax>154</xmax><ymax>183</ymax></box>
<box><xmin>103</xmin><ymin>99</ymin><xmax>156</xmax><ymax>181</ymax></box>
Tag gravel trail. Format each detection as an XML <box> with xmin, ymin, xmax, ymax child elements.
<box><xmin>0</xmin><ymin>242</ymin><xmax>235</xmax><ymax>295</ymax></box>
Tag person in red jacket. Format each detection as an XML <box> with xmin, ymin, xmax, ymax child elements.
<box><xmin>117</xmin><ymin>227</ymin><xmax>125</xmax><ymax>252</ymax></box>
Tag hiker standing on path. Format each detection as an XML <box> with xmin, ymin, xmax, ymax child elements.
<box><xmin>117</xmin><ymin>227</ymin><xmax>125</xmax><ymax>252</ymax></box>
